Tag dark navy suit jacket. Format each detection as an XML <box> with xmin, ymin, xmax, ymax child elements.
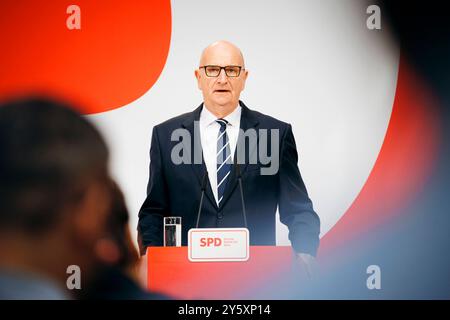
<box><xmin>138</xmin><ymin>101</ymin><xmax>320</xmax><ymax>255</ymax></box>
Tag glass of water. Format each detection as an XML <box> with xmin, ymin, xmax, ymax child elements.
<box><xmin>164</xmin><ymin>217</ymin><xmax>182</xmax><ymax>247</ymax></box>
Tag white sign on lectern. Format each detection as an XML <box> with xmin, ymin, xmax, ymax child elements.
<box><xmin>188</xmin><ymin>228</ymin><xmax>249</xmax><ymax>262</ymax></box>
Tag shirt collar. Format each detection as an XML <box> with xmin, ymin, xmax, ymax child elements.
<box><xmin>200</xmin><ymin>104</ymin><xmax>242</xmax><ymax>128</ymax></box>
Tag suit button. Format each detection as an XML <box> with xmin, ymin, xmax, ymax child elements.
<box><xmin>217</xmin><ymin>212</ymin><xmax>223</xmax><ymax>219</ymax></box>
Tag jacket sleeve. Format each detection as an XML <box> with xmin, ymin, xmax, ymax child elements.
<box><xmin>137</xmin><ymin>126</ymin><xmax>169</xmax><ymax>255</ymax></box>
<box><xmin>278</xmin><ymin>124</ymin><xmax>320</xmax><ymax>256</ymax></box>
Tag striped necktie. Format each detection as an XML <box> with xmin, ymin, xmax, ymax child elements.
<box><xmin>216</xmin><ymin>118</ymin><xmax>232</xmax><ymax>205</ymax></box>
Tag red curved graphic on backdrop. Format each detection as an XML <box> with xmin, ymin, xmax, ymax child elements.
<box><xmin>319</xmin><ymin>56</ymin><xmax>441</xmax><ymax>256</ymax></box>
<box><xmin>0</xmin><ymin>0</ymin><xmax>171</xmax><ymax>114</ymax></box>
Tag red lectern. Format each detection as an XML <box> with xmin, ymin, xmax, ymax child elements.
<box><xmin>147</xmin><ymin>246</ymin><xmax>295</xmax><ymax>299</ymax></box>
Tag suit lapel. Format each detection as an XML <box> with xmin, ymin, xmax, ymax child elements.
<box><xmin>181</xmin><ymin>104</ymin><xmax>218</xmax><ymax>210</ymax></box>
<box><xmin>219</xmin><ymin>101</ymin><xmax>260</xmax><ymax>209</ymax></box>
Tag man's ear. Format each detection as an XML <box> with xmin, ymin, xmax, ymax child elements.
<box><xmin>242</xmin><ymin>69</ymin><xmax>249</xmax><ymax>90</ymax></box>
<box><xmin>195</xmin><ymin>69</ymin><xmax>202</xmax><ymax>90</ymax></box>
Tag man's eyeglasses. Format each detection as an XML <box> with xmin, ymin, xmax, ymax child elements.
<box><xmin>200</xmin><ymin>65</ymin><xmax>243</xmax><ymax>77</ymax></box>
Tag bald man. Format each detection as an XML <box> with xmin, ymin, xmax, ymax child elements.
<box><xmin>138</xmin><ymin>41</ymin><xmax>320</xmax><ymax>267</ymax></box>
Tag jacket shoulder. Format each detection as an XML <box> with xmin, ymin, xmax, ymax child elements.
<box><xmin>246</xmin><ymin>107</ymin><xmax>290</xmax><ymax>130</ymax></box>
<box><xmin>157</xmin><ymin>112</ymin><xmax>191</xmax><ymax>128</ymax></box>
<box><xmin>153</xmin><ymin>110</ymin><xmax>196</xmax><ymax>135</ymax></box>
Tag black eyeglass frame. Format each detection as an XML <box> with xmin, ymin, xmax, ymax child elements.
<box><xmin>199</xmin><ymin>65</ymin><xmax>244</xmax><ymax>77</ymax></box>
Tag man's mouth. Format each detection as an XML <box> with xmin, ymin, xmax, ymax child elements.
<box><xmin>214</xmin><ymin>89</ymin><xmax>230</xmax><ymax>93</ymax></box>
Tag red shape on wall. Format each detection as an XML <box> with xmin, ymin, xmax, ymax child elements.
<box><xmin>0</xmin><ymin>0</ymin><xmax>171</xmax><ymax>114</ymax></box>
<box><xmin>319</xmin><ymin>57</ymin><xmax>442</xmax><ymax>256</ymax></box>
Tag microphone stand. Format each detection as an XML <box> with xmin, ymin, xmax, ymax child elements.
<box><xmin>195</xmin><ymin>171</ymin><xmax>208</xmax><ymax>228</ymax></box>
<box><xmin>236</xmin><ymin>164</ymin><xmax>248</xmax><ymax>229</ymax></box>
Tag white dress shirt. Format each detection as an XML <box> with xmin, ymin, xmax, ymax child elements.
<box><xmin>199</xmin><ymin>105</ymin><xmax>242</xmax><ymax>205</ymax></box>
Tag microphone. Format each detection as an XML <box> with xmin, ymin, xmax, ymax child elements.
<box><xmin>195</xmin><ymin>170</ymin><xmax>208</xmax><ymax>228</ymax></box>
<box><xmin>236</xmin><ymin>164</ymin><xmax>248</xmax><ymax>229</ymax></box>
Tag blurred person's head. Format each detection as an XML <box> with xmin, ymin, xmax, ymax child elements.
<box><xmin>382</xmin><ymin>1</ymin><xmax>450</xmax><ymax>105</ymax></box>
<box><xmin>0</xmin><ymin>97</ymin><xmax>112</xmax><ymax>297</ymax></box>
<box><xmin>93</xmin><ymin>180</ymin><xmax>139</xmax><ymax>271</ymax></box>
<box><xmin>81</xmin><ymin>180</ymin><xmax>156</xmax><ymax>300</ymax></box>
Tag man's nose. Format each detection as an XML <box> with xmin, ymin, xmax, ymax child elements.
<box><xmin>217</xmin><ymin>68</ymin><xmax>228</xmax><ymax>83</ymax></box>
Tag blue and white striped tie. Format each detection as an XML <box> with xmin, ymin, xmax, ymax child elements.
<box><xmin>216</xmin><ymin>118</ymin><xmax>232</xmax><ymax>205</ymax></box>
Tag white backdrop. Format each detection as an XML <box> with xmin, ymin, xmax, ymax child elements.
<box><xmin>89</xmin><ymin>0</ymin><xmax>399</xmax><ymax>246</ymax></box>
